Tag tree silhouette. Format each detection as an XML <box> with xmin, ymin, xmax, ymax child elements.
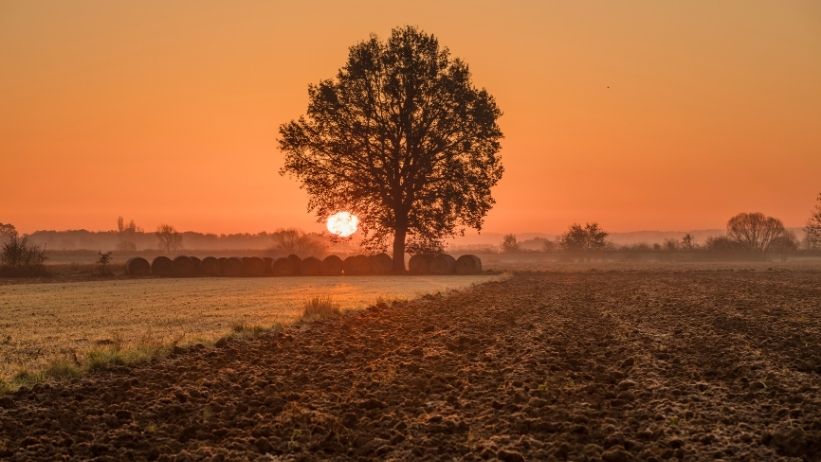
<box><xmin>156</xmin><ymin>224</ymin><xmax>182</xmax><ymax>254</ymax></box>
<box><xmin>726</xmin><ymin>212</ymin><xmax>786</xmax><ymax>252</ymax></box>
<box><xmin>0</xmin><ymin>223</ymin><xmax>17</xmax><ymax>244</ymax></box>
<box><xmin>279</xmin><ymin>26</ymin><xmax>503</xmax><ymax>271</ymax></box>
<box><xmin>116</xmin><ymin>216</ymin><xmax>142</xmax><ymax>251</ymax></box>
<box><xmin>560</xmin><ymin>223</ymin><xmax>608</xmax><ymax>252</ymax></box>
<box><xmin>501</xmin><ymin>234</ymin><xmax>520</xmax><ymax>253</ymax></box>
<box><xmin>805</xmin><ymin>193</ymin><xmax>821</xmax><ymax>250</ymax></box>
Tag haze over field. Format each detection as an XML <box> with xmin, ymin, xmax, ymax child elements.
<box><xmin>2</xmin><ymin>1</ymin><xmax>820</xmax><ymax>236</ymax></box>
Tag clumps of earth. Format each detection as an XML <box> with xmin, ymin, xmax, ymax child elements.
<box><xmin>0</xmin><ymin>270</ymin><xmax>818</xmax><ymax>460</ymax></box>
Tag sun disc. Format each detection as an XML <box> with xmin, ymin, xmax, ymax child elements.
<box><xmin>326</xmin><ymin>211</ymin><xmax>359</xmax><ymax>237</ymax></box>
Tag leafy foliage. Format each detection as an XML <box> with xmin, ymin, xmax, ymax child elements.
<box><xmin>279</xmin><ymin>26</ymin><xmax>503</xmax><ymax>270</ymax></box>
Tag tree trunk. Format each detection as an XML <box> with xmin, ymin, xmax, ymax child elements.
<box><xmin>392</xmin><ymin>225</ymin><xmax>407</xmax><ymax>273</ymax></box>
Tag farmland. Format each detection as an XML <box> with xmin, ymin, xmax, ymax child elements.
<box><xmin>0</xmin><ymin>274</ymin><xmax>502</xmax><ymax>382</ymax></box>
<box><xmin>0</xmin><ymin>268</ymin><xmax>818</xmax><ymax>460</ymax></box>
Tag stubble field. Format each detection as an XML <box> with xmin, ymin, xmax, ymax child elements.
<box><xmin>0</xmin><ymin>275</ymin><xmax>502</xmax><ymax>383</ymax></box>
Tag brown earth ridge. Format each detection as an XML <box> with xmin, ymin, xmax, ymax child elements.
<box><xmin>0</xmin><ymin>271</ymin><xmax>819</xmax><ymax>461</ymax></box>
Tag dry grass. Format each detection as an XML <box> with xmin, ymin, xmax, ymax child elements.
<box><xmin>301</xmin><ymin>297</ymin><xmax>341</xmax><ymax>322</ymax></box>
<box><xmin>0</xmin><ymin>275</ymin><xmax>500</xmax><ymax>384</ymax></box>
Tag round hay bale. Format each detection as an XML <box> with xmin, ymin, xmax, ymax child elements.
<box><xmin>221</xmin><ymin>257</ymin><xmax>243</xmax><ymax>277</ymax></box>
<box><xmin>262</xmin><ymin>257</ymin><xmax>274</xmax><ymax>275</ymax></box>
<box><xmin>299</xmin><ymin>256</ymin><xmax>322</xmax><ymax>276</ymax></box>
<box><xmin>369</xmin><ymin>253</ymin><xmax>393</xmax><ymax>275</ymax></box>
<box><xmin>125</xmin><ymin>257</ymin><xmax>150</xmax><ymax>276</ymax></box>
<box><xmin>321</xmin><ymin>255</ymin><xmax>343</xmax><ymax>275</ymax></box>
<box><xmin>172</xmin><ymin>256</ymin><xmax>197</xmax><ymax>277</ymax></box>
<box><xmin>455</xmin><ymin>254</ymin><xmax>482</xmax><ymax>275</ymax></box>
<box><xmin>189</xmin><ymin>256</ymin><xmax>202</xmax><ymax>276</ymax></box>
<box><xmin>151</xmin><ymin>256</ymin><xmax>173</xmax><ymax>277</ymax></box>
<box><xmin>287</xmin><ymin>254</ymin><xmax>301</xmax><ymax>267</ymax></box>
<box><xmin>408</xmin><ymin>254</ymin><xmax>433</xmax><ymax>275</ymax></box>
<box><xmin>272</xmin><ymin>256</ymin><xmax>299</xmax><ymax>276</ymax></box>
<box><xmin>429</xmin><ymin>254</ymin><xmax>456</xmax><ymax>275</ymax></box>
<box><xmin>343</xmin><ymin>255</ymin><xmax>373</xmax><ymax>275</ymax></box>
<box><xmin>241</xmin><ymin>257</ymin><xmax>267</xmax><ymax>277</ymax></box>
<box><xmin>201</xmin><ymin>257</ymin><xmax>221</xmax><ymax>276</ymax></box>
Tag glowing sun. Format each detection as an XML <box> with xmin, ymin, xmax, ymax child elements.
<box><xmin>326</xmin><ymin>211</ymin><xmax>359</xmax><ymax>237</ymax></box>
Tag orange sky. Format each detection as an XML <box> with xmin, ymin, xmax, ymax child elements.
<box><xmin>2</xmin><ymin>1</ymin><xmax>820</xmax><ymax>236</ymax></box>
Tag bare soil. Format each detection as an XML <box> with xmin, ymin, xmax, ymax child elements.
<box><xmin>0</xmin><ymin>270</ymin><xmax>819</xmax><ymax>461</ymax></box>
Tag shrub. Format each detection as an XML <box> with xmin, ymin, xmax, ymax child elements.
<box><xmin>1</xmin><ymin>235</ymin><xmax>46</xmax><ymax>267</ymax></box>
<box><xmin>0</xmin><ymin>235</ymin><xmax>48</xmax><ymax>277</ymax></box>
<box><xmin>97</xmin><ymin>251</ymin><xmax>113</xmax><ymax>275</ymax></box>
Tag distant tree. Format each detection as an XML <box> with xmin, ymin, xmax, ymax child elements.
<box><xmin>726</xmin><ymin>212</ymin><xmax>786</xmax><ymax>252</ymax></box>
<box><xmin>116</xmin><ymin>216</ymin><xmax>142</xmax><ymax>251</ymax></box>
<box><xmin>0</xmin><ymin>223</ymin><xmax>17</xmax><ymax>244</ymax></box>
<box><xmin>560</xmin><ymin>223</ymin><xmax>608</xmax><ymax>252</ymax></box>
<box><xmin>680</xmin><ymin>233</ymin><xmax>696</xmax><ymax>250</ymax></box>
<box><xmin>156</xmin><ymin>224</ymin><xmax>182</xmax><ymax>253</ymax></box>
<box><xmin>560</xmin><ymin>224</ymin><xmax>587</xmax><ymax>251</ymax></box>
<box><xmin>278</xmin><ymin>26</ymin><xmax>504</xmax><ymax>272</ymax></box>
<box><xmin>269</xmin><ymin>229</ymin><xmax>328</xmax><ymax>257</ymax></box>
<box><xmin>501</xmin><ymin>234</ymin><xmax>520</xmax><ymax>253</ymax></box>
<box><xmin>805</xmin><ymin>193</ymin><xmax>821</xmax><ymax>250</ymax></box>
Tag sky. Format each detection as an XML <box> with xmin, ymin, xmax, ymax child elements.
<box><xmin>2</xmin><ymin>1</ymin><xmax>820</xmax><ymax>236</ymax></box>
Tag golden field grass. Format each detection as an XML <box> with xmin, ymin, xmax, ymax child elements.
<box><xmin>0</xmin><ymin>275</ymin><xmax>502</xmax><ymax>384</ymax></box>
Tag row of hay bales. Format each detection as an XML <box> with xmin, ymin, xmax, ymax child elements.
<box><xmin>125</xmin><ymin>253</ymin><xmax>482</xmax><ymax>277</ymax></box>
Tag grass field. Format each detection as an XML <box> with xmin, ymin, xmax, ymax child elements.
<box><xmin>0</xmin><ymin>275</ymin><xmax>502</xmax><ymax>382</ymax></box>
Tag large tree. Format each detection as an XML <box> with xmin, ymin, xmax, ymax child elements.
<box><xmin>278</xmin><ymin>26</ymin><xmax>504</xmax><ymax>271</ymax></box>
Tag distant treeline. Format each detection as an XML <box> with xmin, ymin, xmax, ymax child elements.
<box><xmin>498</xmin><ymin>208</ymin><xmax>821</xmax><ymax>261</ymax></box>
<box><xmin>26</xmin><ymin>229</ymin><xmax>283</xmax><ymax>251</ymax></box>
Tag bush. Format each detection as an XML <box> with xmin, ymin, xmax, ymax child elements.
<box><xmin>0</xmin><ymin>235</ymin><xmax>48</xmax><ymax>277</ymax></box>
<box><xmin>96</xmin><ymin>251</ymin><xmax>113</xmax><ymax>275</ymax></box>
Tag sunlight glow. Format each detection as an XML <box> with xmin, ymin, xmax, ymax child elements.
<box><xmin>326</xmin><ymin>211</ymin><xmax>359</xmax><ymax>237</ymax></box>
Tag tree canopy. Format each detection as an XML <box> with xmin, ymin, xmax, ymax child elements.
<box><xmin>726</xmin><ymin>212</ymin><xmax>786</xmax><ymax>252</ymax></box>
<box><xmin>278</xmin><ymin>26</ymin><xmax>503</xmax><ymax>271</ymax></box>
<box><xmin>560</xmin><ymin>223</ymin><xmax>608</xmax><ymax>251</ymax></box>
